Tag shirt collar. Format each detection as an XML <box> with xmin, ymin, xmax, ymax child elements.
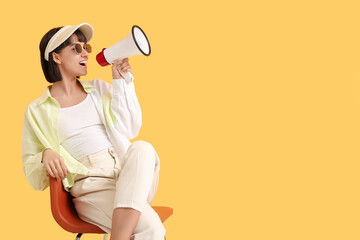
<box><xmin>38</xmin><ymin>80</ymin><xmax>95</xmax><ymax>105</ymax></box>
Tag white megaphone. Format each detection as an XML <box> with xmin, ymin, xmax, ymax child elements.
<box><xmin>96</xmin><ymin>25</ymin><xmax>151</xmax><ymax>81</ymax></box>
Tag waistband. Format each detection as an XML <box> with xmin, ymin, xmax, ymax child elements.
<box><xmin>74</xmin><ymin>146</ymin><xmax>119</xmax><ymax>182</ymax></box>
<box><xmin>78</xmin><ymin>146</ymin><xmax>117</xmax><ymax>162</ymax></box>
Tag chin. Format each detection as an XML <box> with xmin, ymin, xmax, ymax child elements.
<box><xmin>78</xmin><ymin>71</ymin><xmax>87</xmax><ymax>76</ymax></box>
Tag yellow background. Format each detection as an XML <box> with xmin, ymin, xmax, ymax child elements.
<box><xmin>0</xmin><ymin>0</ymin><xmax>359</xmax><ymax>239</ymax></box>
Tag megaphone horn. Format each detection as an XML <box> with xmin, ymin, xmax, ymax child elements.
<box><xmin>96</xmin><ymin>25</ymin><xmax>151</xmax><ymax>81</ymax></box>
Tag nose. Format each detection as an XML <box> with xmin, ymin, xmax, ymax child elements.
<box><xmin>81</xmin><ymin>49</ymin><xmax>89</xmax><ymax>58</ymax></box>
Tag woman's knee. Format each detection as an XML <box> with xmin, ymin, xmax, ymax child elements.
<box><xmin>130</xmin><ymin>140</ymin><xmax>155</xmax><ymax>153</ymax></box>
<box><xmin>131</xmin><ymin>141</ymin><xmax>157</xmax><ymax>159</ymax></box>
<box><xmin>124</xmin><ymin>141</ymin><xmax>158</xmax><ymax>167</ymax></box>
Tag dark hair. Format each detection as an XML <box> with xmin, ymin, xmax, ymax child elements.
<box><xmin>39</xmin><ymin>27</ymin><xmax>87</xmax><ymax>83</ymax></box>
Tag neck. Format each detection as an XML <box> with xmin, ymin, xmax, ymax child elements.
<box><xmin>50</xmin><ymin>77</ymin><xmax>82</xmax><ymax>97</ymax></box>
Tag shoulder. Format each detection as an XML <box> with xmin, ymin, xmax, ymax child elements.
<box><xmin>23</xmin><ymin>84</ymin><xmax>53</xmax><ymax>119</ymax></box>
<box><xmin>23</xmin><ymin>99</ymin><xmax>39</xmax><ymax>122</ymax></box>
<box><xmin>24</xmin><ymin>94</ymin><xmax>44</xmax><ymax>113</ymax></box>
<box><xmin>24</xmin><ymin>83</ymin><xmax>53</xmax><ymax>114</ymax></box>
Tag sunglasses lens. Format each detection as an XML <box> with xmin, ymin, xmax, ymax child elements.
<box><xmin>75</xmin><ymin>44</ymin><xmax>82</xmax><ymax>54</ymax></box>
<box><xmin>85</xmin><ymin>44</ymin><xmax>92</xmax><ymax>53</ymax></box>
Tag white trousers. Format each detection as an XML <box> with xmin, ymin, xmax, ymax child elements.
<box><xmin>70</xmin><ymin>141</ymin><xmax>166</xmax><ymax>239</ymax></box>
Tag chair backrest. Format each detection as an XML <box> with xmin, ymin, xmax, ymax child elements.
<box><xmin>49</xmin><ymin>177</ymin><xmax>106</xmax><ymax>234</ymax></box>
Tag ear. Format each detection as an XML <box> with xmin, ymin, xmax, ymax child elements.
<box><xmin>52</xmin><ymin>52</ymin><xmax>61</xmax><ymax>64</ymax></box>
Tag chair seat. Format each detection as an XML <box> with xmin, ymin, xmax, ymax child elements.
<box><xmin>50</xmin><ymin>177</ymin><xmax>173</xmax><ymax>234</ymax></box>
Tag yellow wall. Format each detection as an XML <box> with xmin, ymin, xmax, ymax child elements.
<box><xmin>1</xmin><ymin>0</ymin><xmax>359</xmax><ymax>239</ymax></box>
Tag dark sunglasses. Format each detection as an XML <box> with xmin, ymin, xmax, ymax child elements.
<box><xmin>73</xmin><ymin>43</ymin><xmax>92</xmax><ymax>54</ymax></box>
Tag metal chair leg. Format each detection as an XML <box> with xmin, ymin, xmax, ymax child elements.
<box><xmin>75</xmin><ymin>233</ymin><xmax>83</xmax><ymax>240</ymax></box>
<box><xmin>75</xmin><ymin>233</ymin><xmax>107</xmax><ymax>240</ymax></box>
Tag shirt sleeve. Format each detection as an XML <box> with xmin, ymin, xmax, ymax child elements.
<box><xmin>21</xmin><ymin>108</ymin><xmax>49</xmax><ymax>191</ymax></box>
<box><xmin>92</xmin><ymin>78</ymin><xmax>142</xmax><ymax>140</ymax></box>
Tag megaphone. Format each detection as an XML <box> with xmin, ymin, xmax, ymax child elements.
<box><xmin>96</xmin><ymin>25</ymin><xmax>151</xmax><ymax>81</ymax></box>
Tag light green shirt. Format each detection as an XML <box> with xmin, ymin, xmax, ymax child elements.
<box><xmin>22</xmin><ymin>79</ymin><xmax>142</xmax><ymax>191</ymax></box>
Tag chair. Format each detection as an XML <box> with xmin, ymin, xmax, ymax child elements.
<box><xmin>49</xmin><ymin>177</ymin><xmax>173</xmax><ymax>240</ymax></box>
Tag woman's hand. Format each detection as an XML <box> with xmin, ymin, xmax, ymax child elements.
<box><xmin>42</xmin><ymin>148</ymin><xmax>70</xmax><ymax>181</ymax></box>
<box><xmin>111</xmin><ymin>58</ymin><xmax>133</xmax><ymax>79</ymax></box>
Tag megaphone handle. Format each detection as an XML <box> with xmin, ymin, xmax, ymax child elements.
<box><xmin>119</xmin><ymin>70</ymin><xmax>134</xmax><ymax>82</ymax></box>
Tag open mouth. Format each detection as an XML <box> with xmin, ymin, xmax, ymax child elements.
<box><xmin>79</xmin><ymin>61</ymin><xmax>87</xmax><ymax>66</ymax></box>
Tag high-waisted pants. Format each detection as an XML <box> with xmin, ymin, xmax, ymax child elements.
<box><xmin>69</xmin><ymin>141</ymin><xmax>166</xmax><ymax>240</ymax></box>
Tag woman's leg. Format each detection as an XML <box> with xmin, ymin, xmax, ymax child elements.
<box><xmin>71</xmin><ymin>143</ymin><xmax>164</xmax><ymax>239</ymax></box>
<box><xmin>110</xmin><ymin>208</ymin><xmax>141</xmax><ymax>240</ymax></box>
<box><xmin>114</xmin><ymin>140</ymin><xmax>160</xmax><ymax>213</ymax></box>
<box><xmin>112</xmin><ymin>141</ymin><xmax>165</xmax><ymax>240</ymax></box>
<box><xmin>131</xmin><ymin>203</ymin><xmax>166</xmax><ymax>240</ymax></box>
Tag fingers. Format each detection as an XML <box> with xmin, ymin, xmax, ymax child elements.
<box><xmin>111</xmin><ymin>58</ymin><xmax>132</xmax><ymax>79</ymax></box>
<box><xmin>44</xmin><ymin>157</ymin><xmax>69</xmax><ymax>181</ymax></box>
<box><xmin>114</xmin><ymin>58</ymin><xmax>132</xmax><ymax>73</ymax></box>
<box><xmin>119</xmin><ymin>64</ymin><xmax>132</xmax><ymax>74</ymax></box>
<box><xmin>44</xmin><ymin>163</ymin><xmax>55</xmax><ymax>179</ymax></box>
<box><xmin>49</xmin><ymin>161</ymin><xmax>62</xmax><ymax>181</ymax></box>
<box><xmin>55</xmin><ymin>158</ymin><xmax>69</xmax><ymax>180</ymax></box>
<box><xmin>60</xmin><ymin>159</ymin><xmax>70</xmax><ymax>175</ymax></box>
<box><xmin>118</xmin><ymin>64</ymin><xmax>132</xmax><ymax>73</ymax></box>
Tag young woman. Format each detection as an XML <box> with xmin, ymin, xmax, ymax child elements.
<box><xmin>21</xmin><ymin>23</ymin><xmax>165</xmax><ymax>240</ymax></box>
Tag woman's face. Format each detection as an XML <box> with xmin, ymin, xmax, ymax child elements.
<box><xmin>53</xmin><ymin>34</ymin><xmax>89</xmax><ymax>78</ymax></box>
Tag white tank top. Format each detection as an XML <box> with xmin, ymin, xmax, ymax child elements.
<box><xmin>59</xmin><ymin>94</ymin><xmax>113</xmax><ymax>160</ymax></box>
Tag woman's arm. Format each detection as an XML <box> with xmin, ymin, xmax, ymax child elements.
<box><xmin>21</xmin><ymin>109</ymin><xmax>50</xmax><ymax>191</ymax></box>
<box><xmin>91</xmin><ymin>59</ymin><xmax>142</xmax><ymax>139</ymax></box>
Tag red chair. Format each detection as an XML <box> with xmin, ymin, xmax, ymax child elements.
<box><xmin>49</xmin><ymin>177</ymin><xmax>173</xmax><ymax>240</ymax></box>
